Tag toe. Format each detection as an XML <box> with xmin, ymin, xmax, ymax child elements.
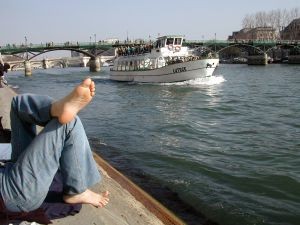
<box><xmin>82</xmin><ymin>78</ymin><xmax>92</xmax><ymax>87</ymax></box>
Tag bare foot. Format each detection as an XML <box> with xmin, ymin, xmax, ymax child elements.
<box><xmin>63</xmin><ymin>189</ymin><xmax>110</xmax><ymax>208</ymax></box>
<box><xmin>51</xmin><ymin>78</ymin><xmax>95</xmax><ymax>124</ymax></box>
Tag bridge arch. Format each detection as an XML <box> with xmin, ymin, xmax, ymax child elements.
<box><xmin>10</xmin><ymin>61</ymin><xmax>43</xmax><ymax>71</ymax></box>
<box><xmin>264</xmin><ymin>44</ymin><xmax>300</xmax><ymax>54</ymax></box>
<box><xmin>27</xmin><ymin>48</ymin><xmax>96</xmax><ymax>61</ymax></box>
<box><xmin>47</xmin><ymin>60</ymin><xmax>66</xmax><ymax>68</ymax></box>
<box><xmin>11</xmin><ymin>63</ymin><xmax>24</xmax><ymax>71</ymax></box>
<box><xmin>216</xmin><ymin>43</ymin><xmax>265</xmax><ymax>54</ymax></box>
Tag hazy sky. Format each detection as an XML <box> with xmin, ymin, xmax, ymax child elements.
<box><xmin>1</xmin><ymin>0</ymin><xmax>299</xmax><ymax>45</ymax></box>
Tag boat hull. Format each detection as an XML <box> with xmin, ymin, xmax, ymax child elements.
<box><xmin>110</xmin><ymin>58</ymin><xmax>219</xmax><ymax>83</ymax></box>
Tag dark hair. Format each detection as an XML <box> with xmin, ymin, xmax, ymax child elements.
<box><xmin>4</xmin><ymin>63</ymin><xmax>10</xmax><ymax>69</ymax></box>
<box><xmin>3</xmin><ymin>63</ymin><xmax>10</xmax><ymax>72</ymax></box>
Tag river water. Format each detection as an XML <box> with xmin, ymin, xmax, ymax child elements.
<box><xmin>6</xmin><ymin>64</ymin><xmax>300</xmax><ymax>225</ymax></box>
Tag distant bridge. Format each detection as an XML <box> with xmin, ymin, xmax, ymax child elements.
<box><xmin>1</xmin><ymin>40</ymin><xmax>299</xmax><ymax>57</ymax></box>
<box><xmin>8</xmin><ymin>55</ymin><xmax>116</xmax><ymax>71</ymax></box>
<box><xmin>0</xmin><ymin>42</ymin><xmax>115</xmax><ymax>75</ymax></box>
<box><xmin>183</xmin><ymin>39</ymin><xmax>300</xmax><ymax>65</ymax></box>
<box><xmin>183</xmin><ymin>39</ymin><xmax>300</xmax><ymax>54</ymax></box>
<box><xmin>0</xmin><ymin>42</ymin><xmax>112</xmax><ymax>59</ymax></box>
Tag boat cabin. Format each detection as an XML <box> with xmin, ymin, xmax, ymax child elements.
<box><xmin>112</xmin><ymin>35</ymin><xmax>189</xmax><ymax>72</ymax></box>
<box><xmin>152</xmin><ymin>35</ymin><xmax>188</xmax><ymax>58</ymax></box>
<box><xmin>155</xmin><ymin>35</ymin><xmax>184</xmax><ymax>49</ymax></box>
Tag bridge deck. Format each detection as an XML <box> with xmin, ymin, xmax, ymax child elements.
<box><xmin>1</xmin><ymin>40</ymin><xmax>299</xmax><ymax>54</ymax></box>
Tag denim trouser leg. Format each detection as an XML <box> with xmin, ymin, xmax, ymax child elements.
<box><xmin>0</xmin><ymin>94</ymin><xmax>101</xmax><ymax>212</ymax></box>
<box><xmin>10</xmin><ymin>94</ymin><xmax>54</xmax><ymax>162</ymax></box>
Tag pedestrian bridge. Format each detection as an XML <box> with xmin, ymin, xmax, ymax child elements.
<box><xmin>184</xmin><ymin>39</ymin><xmax>300</xmax><ymax>54</ymax></box>
<box><xmin>0</xmin><ymin>42</ymin><xmax>113</xmax><ymax>59</ymax></box>
<box><xmin>0</xmin><ymin>42</ymin><xmax>115</xmax><ymax>75</ymax></box>
<box><xmin>1</xmin><ymin>40</ymin><xmax>299</xmax><ymax>59</ymax></box>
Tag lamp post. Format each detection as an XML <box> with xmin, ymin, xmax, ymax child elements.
<box><xmin>89</xmin><ymin>36</ymin><xmax>91</xmax><ymax>45</ymax></box>
<box><xmin>214</xmin><ymin>33</ymin><xmax>216</xmax><ymax>52</ymax></box>
<box><xmin>24</xmin><ymin>36</ymin><xmax>28</xmax><ymax>60</ymax></box>
<box><xmin>94</xmin><ymin>34</ymin><xmax>96</xmax><ymax>44</ymax></box>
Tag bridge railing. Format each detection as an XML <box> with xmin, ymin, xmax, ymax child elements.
<box><xmin>184</xmin><ymin>39</ymin><xmax>299</xmax><ymax>45</ymax></box>
<box><xmin>0</xmin><ymin>42</ymin><xmax>114</xmax><ymax>51</ymax></box>
<box><xmin>1</xmin><ymin>39</ymin><xmax>299</xmax><ymax>54</ymax></box>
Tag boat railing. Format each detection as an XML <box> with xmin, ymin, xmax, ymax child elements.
<box><xmin>116</xmin><ymin>44</ymin><xmax>154</xmax><ymax>56</ymax></box>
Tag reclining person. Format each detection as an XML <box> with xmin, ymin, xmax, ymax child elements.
<box><xmin>0</xmin><ymin>78</ymin><xmax>109</xmax><ymax>213</ymax></box>
<box><xmin>0</xmin><ymin>63</ymin><xmax>10</xmax><ymax>87</ymax></box>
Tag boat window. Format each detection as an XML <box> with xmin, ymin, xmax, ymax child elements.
<box><xmin>174</xmin><ymin>38</ymin><xmax>182</xmax><ymax>45</ymax></box>
<box><xmin>141</xmin><ymin>60</ymin><xmax>144</xmax><ymax>69</ymax></box>
<box><xmin>166</xmin><ymin>38</ymin><xmax>174</xmax><ymax>45</ymax></box>
<box><xmin>134</xmin><ymin>60</ymin><xmax>138</xmax><ymax>70</ymax></box>
<box><xmin>155</xmin><ymin>40</ymin><xmax>162</xmax><ymax>48</ymax></box>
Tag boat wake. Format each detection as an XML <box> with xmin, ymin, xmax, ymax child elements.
<box><xmin>157</xmin><ymin>75</ymin><xmax>226</xmax><ymax>86</ymax></box>
<box><xmin>8</xmin><ymin>84</ymin><xmax>19</xmax><ymax>89</ymax></box>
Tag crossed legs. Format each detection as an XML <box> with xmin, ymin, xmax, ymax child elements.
<box><xmin>1</xmin><ymin>78</ymin><xmax>109</xmax><ymax>212</ymax></box>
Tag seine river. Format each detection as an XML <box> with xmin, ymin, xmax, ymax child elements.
<box><xmin>7</xmin><ymin>64</ymin><xmax>300</xmax><ymax>225</ymax></box>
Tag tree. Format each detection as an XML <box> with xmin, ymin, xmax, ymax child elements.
<box><xmin>241</xmin><ymin>7</ymin><xmax>300</xmax><ymax>39</ymax></box>
<box><xmin>242</xmin><ymin>14</ymin><xmax>255</xmax><ymax>28</ymax></box>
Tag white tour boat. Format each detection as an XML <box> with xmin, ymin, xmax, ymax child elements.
<box><xmin>110</xmin><ymin>35</ymin><xmax>219</xmax><ymax>83</ymax></box>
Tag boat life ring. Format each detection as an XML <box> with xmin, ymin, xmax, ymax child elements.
<box><xmin>168</xmin><ymin>44</ymin><xmax>173</xmax><ymax>51</ymax></box>
<box><xmin>174</xmin><ymin>46</ymin><xmax>181</xmax><ymax>52</ymax></box>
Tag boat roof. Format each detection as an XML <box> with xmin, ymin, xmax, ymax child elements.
<box><xmin>157</xmin><ymin>35</ymin><xmax>185</xmax><ymax>39</ymax></box>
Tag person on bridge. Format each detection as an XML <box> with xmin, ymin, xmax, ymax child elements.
<box><xmin>0</xmin><ymin>62</ymin><xmax>10</xmax><ymax>87</ymax></box>
<box><xmin>0</xmin><ymin>78</ymin><xmax>109</xmax><ymax>214</ymax></box>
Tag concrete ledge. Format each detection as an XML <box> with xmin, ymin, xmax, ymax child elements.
<box><xmin>0</xmin><ymin>85</ymin><xmax>16</xmax><ymax>129</ymax></box>
<box><xmin>93</xmin><ymin>152</ymin><xmax>185</xmax><ymax>225</ymax></box>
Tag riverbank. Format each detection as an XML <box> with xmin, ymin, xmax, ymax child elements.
<box><xmin>0</xmin><ymin>85</ymin><xmax>185</xmax><ymax>225</ymax></box>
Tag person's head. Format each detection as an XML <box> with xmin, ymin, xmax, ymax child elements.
<box><xmin>3</xmin><ymin>63</ymin><xmax>10</xmax><ymax>72</ymax></box>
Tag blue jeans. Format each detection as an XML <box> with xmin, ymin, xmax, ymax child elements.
<box><xmin>0</xmin><ymin>94</ymin><xmax>101</xmax><ymax>212</ymax></box>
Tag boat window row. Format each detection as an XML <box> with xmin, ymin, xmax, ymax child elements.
<box><xmin>115</xmin><ymin>57</ymin><xmax>166</xmax><ymax>71</ymax></box>
<box><xmin>113</xmin><ymin>56</ymin><xmax>207</xmax><ymax>71</ymax></box>
<box><xmin>155</xmin><ymin>37</ymin><xmax>183</xmax><ymax>48</ymax></box>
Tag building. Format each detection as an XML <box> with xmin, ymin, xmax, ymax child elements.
<box><xmin>281</xmin><ymin>18</ymin><xmax>300</xmax><ymax>40</ymax></box>
<box><xmin>228</xmin><ymin>28</ymin><xmax>252</xmax><ymax>40</ymax></box>
<box><xmin>249</xmin><ymin>27</ymin><xmax>277</xmax><ymax>40</ymax></box>
<box><xmin>228</xmin><ymin>27</ymin><xmax>276</xmax><ymax>41</ymax></box>
<box><xmin>103</xmin><ymin>38</ymin><xmax>119</xmax><ymax>44</ymax></box>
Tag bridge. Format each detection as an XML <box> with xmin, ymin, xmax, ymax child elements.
<box><xmin>7</xmin><ymin>56</ymin><xmax>116</xmax><ymax>72</ymax></box>
<box><xmin>182</xmin><ymin>39</ymin><xmax>300</xmax><ymax>65</ymax></box>
<box><xmin>1</xmin><ymin>39</ymin><xmax>300</xmax><ymax>75</ymax></box>
<box><xmin>2</xmin><ymin>39</ymin><xmax>299</xmax><ymax>57</ymax></box>
<box><xmin>183</xmin><ymin>39</ymin><xmax>300</xmax><ymax>52</ymax></box>
<box><xmin>0</xmin><ymin>42</ymin><xmax>114</xmax><ymax>75</ymax></box>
